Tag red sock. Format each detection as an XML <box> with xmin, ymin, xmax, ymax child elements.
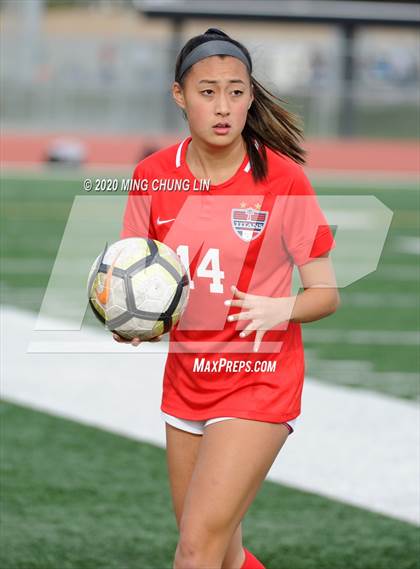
<box><xmin>240</xmin><ymin>547</ymin><xmax>267</xmax><ymax>569</ymax></box>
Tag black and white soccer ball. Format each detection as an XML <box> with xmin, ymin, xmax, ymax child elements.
<box><xmin>87</xmin><ymin>238</ymin><xmax>190</xmax><ymax>340</ymax></box>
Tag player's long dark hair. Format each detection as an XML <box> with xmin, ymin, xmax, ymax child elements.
<box><xmin>174</xmin><ymin>28</ymin><xmax>306</xmax><ymax>183</ymax></box>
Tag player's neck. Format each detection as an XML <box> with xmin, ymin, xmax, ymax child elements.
<box><xmin>186</xmin><ymin>135</ymin><xmax>246</xmax><ymax>183</ymax></box>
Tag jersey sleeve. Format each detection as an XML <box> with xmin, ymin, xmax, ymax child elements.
<box><xmin>282</xmin><ymin>167</ymin><xmax>335</xmax><ymax>266</ymax></box>
<box><xmin>120</xmin><ymin>162</ymin><xmax>157</xmax><ymax>240</ymax></box>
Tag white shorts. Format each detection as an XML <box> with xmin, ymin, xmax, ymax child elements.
<box><xmin>161</xmin><ymin>411</ymin><xmax>298</xmax><ymax>436</ymax></box>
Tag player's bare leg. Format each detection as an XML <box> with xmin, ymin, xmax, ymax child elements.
<box><xmin>172</xmin><ymin>418</ymin><xmax>290</xmax><ymax>569</ymax></box>
<box><xmin>220</xmin><ymin>521</ymin><xmax>244</xmax><ymax>569</ymax></box>
<box><xmin>165</xmin><ymin>423</ymin><xmax>245</xmax><ymax>568</ymax></box>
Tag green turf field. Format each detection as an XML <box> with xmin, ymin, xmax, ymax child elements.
<box><xmin>1</xmin><ymin>400</ymin><xmax>418</xmax><ymax>569</ymax></box>
<box><xmin>1</xmin><ymin>171</ymin><xmax>419</xmax><ymax>569</ymax></box>
<box><xmin>1</xmin><ymin>171</ymin><xmax>419</xmax><ymax>400</ymax></box>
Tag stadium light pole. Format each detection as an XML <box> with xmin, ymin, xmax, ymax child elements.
<box><xmin>339</xmin><ymin>23</ymin><xmax>356</xmax><ymax>137</ymax></box>
<box><xmin>136</xmin><ymin>0</ymin><xmax>420</xmax><ymax>138</ymax></box>
<box><xmin>17</xmin><ymin>0</ymin><xmax>44</xmax><ymax>84</ymax></box>
<box><xmin>166</xmin><ymin>17</ymin><xmax>184</xmax><ymax>132</ymax></box>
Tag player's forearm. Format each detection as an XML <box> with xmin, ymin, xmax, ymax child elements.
<box><xmin>289</xmin><ymin>287</ymin><xmax>340</xmax><ymax>324</ymax></box>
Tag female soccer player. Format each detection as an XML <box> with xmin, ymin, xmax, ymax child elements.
<box><xmin>115</xmin><ymin>28</ymin><xmax>339</xmax><ymax>569</ymax></box>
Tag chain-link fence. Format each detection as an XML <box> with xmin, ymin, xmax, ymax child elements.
<box><xmin>1</xmin><ymin>3</ymin><xmax>419</xmax><ymax>137</ymax></box>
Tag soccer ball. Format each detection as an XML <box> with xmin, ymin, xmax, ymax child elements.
<box><xmin>87</xmin><ymin>237</ymin><xmax>189</xmax><ymax>340</ymax></box>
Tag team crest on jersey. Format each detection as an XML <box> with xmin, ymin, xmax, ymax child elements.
<box><xmin>231</xmin><ymin>203</ymin><xmax>269</xmax><ymax>242</ymax></box>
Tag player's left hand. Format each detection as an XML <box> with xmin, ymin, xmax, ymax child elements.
<box><xmin>225</xmin><ymin>285</ymin><xmax>295</xmax><ymax>352</ymax></box>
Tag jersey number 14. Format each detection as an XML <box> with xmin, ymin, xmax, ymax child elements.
<box><xmin>177</xmin><ymin>245</ymin><xmax>225</xmax><ymax>294</ymax></box>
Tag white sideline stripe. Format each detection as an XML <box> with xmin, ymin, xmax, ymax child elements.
<box><xmin>305</xmin><ymin>168</ymin><xmax>420</xmax><ymax>186</ymax></box>
<box><xmin>340</xmin><ymin>292</ymin><xmax>417</xmax><ymax>308</ymax></box>
<box><xmin>24</xmin><ymin>333</ymin><xmax>419</xmax><ymax>352</ymax></box>
<box><xmin>303</xmin><ymin>329</ymin><xmax>419</xmax><ymax>346</ymax></box>
<box><xmin>2</xmin><ymin>265</ymin><xmax>419</xmax><ymax>284</ymax></box>
<box><xmin>0</xmin><ymin>164</ymin><xmax>132</xmax><ymax>178</ymax></box>
<box><xmin>378</xmin><ymin>265</ymin><xmax>419</xmax><ymax>281</ymax></box>
<box><xmin>305</xmin><ymin>356</ymin><xmax>418</xmax><ymax>399</ymax></box>
<box><xmin>1</xmin><ymin>166</ymin><xmax>419</xmax><ymax>189</ymax></box>
<box><xmin>393</xmin><ymin>237</ymin><xmax>420</xmax><ymax>256</ymax></box>
<box><xmin>1</xmin><ymin>305</ymin><xmax>418</xmax><ymax>526</ymax></box>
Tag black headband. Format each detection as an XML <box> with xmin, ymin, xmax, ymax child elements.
<box><xmin>179</xmin><ymin>40</ymin><xmax>251</xmax><ymax>80</ymax></box>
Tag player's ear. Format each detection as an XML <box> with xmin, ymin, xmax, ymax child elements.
<box><xmin>172</xmin><ymin>82</ymin><xmax>186</xmax><ymax>110</ymax></box>
<box><xmin>248</xmin><ymin>84</ymin><xmax>254</xmax><ymax>109</ymax></box>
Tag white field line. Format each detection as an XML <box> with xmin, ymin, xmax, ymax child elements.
<box><xmin>303</xmin><ymin>329</ymin><xmax>419</xmax><ymax>346</ymax></box>
<box><xmin>377</xmin><ymin>265</ymin><xmax>419</xmax><ymax>281</ymax></box>
<box><xmin>2</xmin><ymin>259</ymin><xmax>53</xmax><ymax>273</ymax></box>
<box><xmin>305</xmin><ymin>360</ymin><xmax>418</xmax><ymax>400</ymax></box>
<box><xmin>1</xmin><ymin>165</ymin><xmax>419</xmax><ymax>189</ymax></box>
<box><xmin>0</xmin><ymin>164</ymin><xmax>132</xmax><ymax>179</ymax></box>
<box><xmin>312</xmin><ymin>364</ymin><xmax>418</xmax><ymax>385</ymax></box>
<box><xmin>2</xmin><ymin>266</ymin><xmax>419</xmax><ymax>284</ymax></box>
<box><xmin>305</xmin><ymin>168</ymin><xmax>420</xmax><ymax>186</ymax></box>
<box><xmin>1</xmin><ymin>305</ymin><xmax>419</xmax><ymax>526</ymax></box>
<box><xmin>393</xmin><ymin>237</ymin><xmax>420</xmax><ymax>256</ymax></box>
<box><xmin>340</xmin><ymin>292</ymin><xmax>418</xmax><ymax>308</ymax></box>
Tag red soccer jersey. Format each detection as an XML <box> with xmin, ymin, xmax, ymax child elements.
<box><xmin>121</xmin><ymin>136</ymin><xmax>335</xmax><ymax>423</ymax></box>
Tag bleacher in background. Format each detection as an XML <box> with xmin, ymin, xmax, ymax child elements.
<box><xmin>0</xmin><ymin>1</ymin><xmax>419</xmax><ymax>137</ymax></box>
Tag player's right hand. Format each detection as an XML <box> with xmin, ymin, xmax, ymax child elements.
<box><xmin>112</xmin><ymin>333</ymin><xmax>163</xmax><ymax>346</ymax></box>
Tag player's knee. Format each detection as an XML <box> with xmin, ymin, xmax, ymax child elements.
<box><xmin>175</xmin><ymin>534</ymin><xmax>215</xmax><ymax>569</ymax></box>
<box><xmin>180</xmin><ymin>513</ymin><xmax>229</xmax><ymax>544</ymax></box>
<box><xmin>177</xmin><ymin>518</ymin><xmax>227</xmax><ymax>561</ymax></box>
<box><xmin>178</xmin><ymin>525</ymin><xmax>209</xmax><ymax>554</ymax></box>
<box><xmin>174</xmin><ymin>538</ymin><xmax>199</xmax><ymax>569</ymax></box>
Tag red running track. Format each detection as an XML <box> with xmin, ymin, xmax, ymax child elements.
<box><xmin>1</xmin><ymin>132</ymin><xmax>418</xmax><ymax>175</ymax></box>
